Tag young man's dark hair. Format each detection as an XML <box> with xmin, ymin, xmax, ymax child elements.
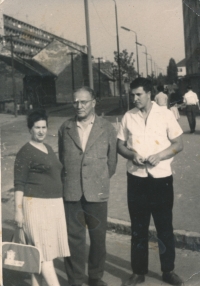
<box><xmin>130</xmin><ymin>77</ymin><xmax>152</xmax><ymax>93</ymax></box>
<box><xmin>157</xmin><ymin>85</ymin><xmax>164</xmax><ymax>92</ymax></box>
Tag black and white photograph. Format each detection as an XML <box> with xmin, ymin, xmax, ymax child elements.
<box><xmin>1</xmin><ymin>0</ymin><xmax>200</xmax><ymax>285</ymax></box>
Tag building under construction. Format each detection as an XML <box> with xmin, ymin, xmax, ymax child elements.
<box><xmin>0</xmin><ymin>14</ymin><xmax>114</xmax><ymax>112</ymax></box>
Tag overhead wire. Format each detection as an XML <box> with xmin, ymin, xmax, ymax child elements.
<box><xmin>91</xmin><ymin>0</ymin><xmax>115</xmax><ymax>39</ymax></box>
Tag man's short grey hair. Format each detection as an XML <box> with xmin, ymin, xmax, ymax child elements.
<box><xmin>74</xmin><ymin>86</ymin><xmax>96</xmax><ymax>99</ymax></box>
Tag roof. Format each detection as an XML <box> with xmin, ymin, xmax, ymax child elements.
<box><xmin>176</xmin><ymin>59</ymin><xmax>186</xmax><ymax>67</ymax></box>
<box><xmin>33</xmin><ymin>39</ymin><xmax>75</xmax><ymax>76</ymax></box>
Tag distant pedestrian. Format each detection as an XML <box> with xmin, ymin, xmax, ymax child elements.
<box><xmin>24</xmin><ymin>100</ymin><xmax>28</xmax><ymax>114</ymax></box>
<box><xmin>154</xmin><ymin>85</ymin><xmax>168</xmax><ymax>108</ymax></box>
<box><xmin>183</xmin><ymin>85</ymin><xmax>200</xmax><ymax>133</ymax></box>
<box><xmin>17</xmin><ymin>103</ymin><xmax>21</xmax><ymax>115</ymax></box>
<box><xmin>58</xmin><ymin>86</ymin><xmax>117</xmax><ymax>286</ymax></box>
<box><xmin>117</xmin><ymin>78</ymin><xmax>183</xmax><ymax>286</ymax></box>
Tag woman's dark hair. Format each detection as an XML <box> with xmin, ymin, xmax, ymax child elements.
<box><xmin>27</xmin><ymin>109</ymin><xmax>48</xmax><ymax>129</ymax></box>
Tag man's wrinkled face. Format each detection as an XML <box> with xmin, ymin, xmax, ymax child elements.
<box><xmin>131</xmin><ymin>86</ymin><xmax>151</xmax><ymax>110</ymax></box>
<box><xmin>73</xmin><ymin>90</ymin><xmax>96</xmax><ymax>120</ymax></box>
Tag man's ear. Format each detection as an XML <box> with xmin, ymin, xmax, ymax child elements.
<box><xmin>92</xmin><ymin>99</ymin><xmax>96</xmax><ymax>107</ymax></box>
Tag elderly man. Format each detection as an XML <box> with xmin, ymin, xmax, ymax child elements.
<box><xmin>58</xmin><ymin>86</ymin><xmax>117</xmax><ymax>286</ymax></box>
<box><xmin>117</xmin><ymin>78</ymin><xmax>183</xmax><ymax>286</ymax></box>
<box><xmin>183</xmin><ymin>85</ymin><xmax>200</xmax><ymax>133</ymax></box>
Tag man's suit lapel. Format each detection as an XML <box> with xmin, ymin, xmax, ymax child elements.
<box><xmin>85</xmin><ymin>116</ymin><xmax>103</xmax><ymax>151</ymax></box>
<box><xmin>66</xmin><ymin>119</ymin><xmax>82</xmax><ymax>150</ymax></box>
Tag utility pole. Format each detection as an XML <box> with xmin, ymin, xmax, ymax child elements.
<box><xmin>0</xmin><ymin>35</ymin><xmax>18</xmax><ymax>117</ymax></box>
<box><xmin>112</xmin><ymin>0</ymin><xmax>122</xmax><ymax>111</ymax></box>
<box><xmin>68</xmin><ymin>52</ymin><xmax>77</xmax><ymax>99</ymax></box>
<box><xmin>10</xmin><ymin>36</ymin><xmax>17</xmax><ymax>117</ymax></box>
<box><xmin>84</xmin><ymin>0</ymin><xmax>94</xmax><ymax>89</ymax></box>
<box><xmin>96</xmin><ymin>57</ymin><xmax>103</xmax><ymax>100</ymax></box>
<box><xmin>112</xmin><ymin>66</ymin><xmax>116</xmax><ymax>97</ymax></box>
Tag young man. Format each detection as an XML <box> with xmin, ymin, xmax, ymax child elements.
<box><xmin>58</xmin><ymin>86</ymin><xmax>117</xmax><ymax>286</ymax></box>
<box><xmin>117</xmin><ymin>78</ymin><xmax>183</xmax><ymax>286</ymax></box>
<box><xmin>183</xmin><ymin>85</ymin><xmax>200</xmax><ymax>133</ymax></box>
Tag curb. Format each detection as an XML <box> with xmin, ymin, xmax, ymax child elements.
<box><xmin>107</xmin><ymin>217</ymin><xmax>200</xmax><ymax>252</ymax></box>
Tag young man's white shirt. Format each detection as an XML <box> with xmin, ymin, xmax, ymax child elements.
<box><xmin>117</xmin><ymin>102</ymin><xmax>183</xmax><ymax>178</ymax></box>
<box><xmin>183</xmin><ymin>90</ymin><xmax>199</xmax><ymax>105</ymax></box>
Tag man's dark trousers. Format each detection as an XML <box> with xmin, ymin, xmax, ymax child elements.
<box><xmin>127</xmin><ymin>172</ymin><xmax>175</xmax><ymax>275</ymax></box>
<box><xmin>186</xmin><ymin>105</ymin><xmax>197</xmax><ymax>132</ymax></box>
<box><xmin>64</xmin><ymin>195</ymin><xmax>107</xmax><ymax>285</ymax></box>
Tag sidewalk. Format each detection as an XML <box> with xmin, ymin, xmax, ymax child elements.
<box><xmin>0</xmin><ymin>113</ymin><xmax>25</xmax><ymax>127</ymax></box>
<box><xmin>3</xmin><ymin>230</ymin><xmax>200</xmax><ymax>285</ymax></box>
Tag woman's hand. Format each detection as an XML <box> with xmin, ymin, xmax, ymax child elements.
<box><xmin>15</xmin><ymin>210</ymin><xmax>24</xmax><ymax>228</ymax></box>
<box><xmin>14</xmin><ymin>190</ymin><xmax>24</xmax><ymax>228</ymax></box>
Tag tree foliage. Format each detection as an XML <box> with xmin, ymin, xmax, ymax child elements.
<box><xmin>113</xmin><ymin>49</ymin><xmax>137</xmax><ymax>82</ymax></box>
<box><xmin>167</xmin><ymin>58</ymin><xmax>178</xmax><ymax>84</ymax></box>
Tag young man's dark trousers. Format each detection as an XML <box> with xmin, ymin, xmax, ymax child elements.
<box><xmin>186</xmin><ymin>105</ymin><xmax>197</xmax><ymax>132</ymax></box>
<box><xmin>127</xmin><ymin>172</ymin><xmax>175</xmax><ymax>275</ymax></box>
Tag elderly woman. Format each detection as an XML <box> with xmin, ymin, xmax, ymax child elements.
<box><xmin>14</xmin><ymin>109</ymin><xmax>70</xmax><ymax>286</ymax></box>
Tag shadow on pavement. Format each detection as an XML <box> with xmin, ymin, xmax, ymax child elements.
<box><xmin>104</xmin><ymin>251</ymin><xmax>162</xmax><ymax>285</ymax></box>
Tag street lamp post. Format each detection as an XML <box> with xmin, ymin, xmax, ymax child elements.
<box><xmin>112</xmin><ymin>0</ymin><xmax>122</xmax><ymax>110</ymax></box>
<box><xmin>154</xmin><ymin>61</ymin><xmax>157</xmax><ymax>78</ymax></box>
<box><xmin>136</xmin><ymin>41</ymin><xmax>148</xmax><ymax>77</ymax></box>
<box><xmin>143</xmin><ymin>44</ymin><xmax>148</xmax><ymax>78</ymax></box>
<box><xmin>121</xmin><ymin>26</ymin><xmax>140</xmax><ymax>77</ymax></box>
<box><xmin>147</xmin><ymin>54</ymin><xmax>153</xmax><ymax>77</ymax></box>
<box><xmin>0</xmin><ymin>35</ymin><xmax>19</xmax><ymax>117</ymax></box>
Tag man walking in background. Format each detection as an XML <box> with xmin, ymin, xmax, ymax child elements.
<box><xmin>154</xmin><ymin>84</ymin><xmax>168</xmax><ymax>108</ymax></box>
<box><xmin>117</xmin><ymin>78</ymin><xmax>183</xmax><ymax>286</ymax></box>
<box><xmin>183</xmin><ymin>85</ymin><xmax>199</xmax><ymax>133</ymax></box>
<box><xmin>58</xmin><ymin>86</ymin><xmax>117</xmax><ymax>286</ymax></box>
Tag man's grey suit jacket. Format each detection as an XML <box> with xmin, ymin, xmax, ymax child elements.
<box><xmin>58</xmin><ymin>115</ymin><xmax>117</xmax><ymax>202</ymax></box>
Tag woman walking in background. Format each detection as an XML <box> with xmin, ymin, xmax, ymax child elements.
<box><xmin>14</xmin><ymin>109</ymin><xmax>70</xmax><ymax>286</ymax></box>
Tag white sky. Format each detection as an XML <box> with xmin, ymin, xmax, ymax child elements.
<box><xmin>1</xmin><ymin>0</ymin><xmax>185</xmax><ymax>76</ymax></box>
